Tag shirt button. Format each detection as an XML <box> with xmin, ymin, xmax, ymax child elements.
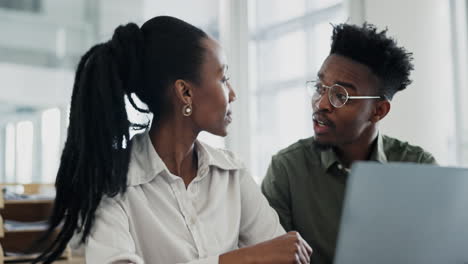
<box><xmin>337</xmin><ymin>164</ymin><xmax>343</xmax><ymax>170</ymax></box>
<box><xmin>189</xmin><ymin>216</ymin><xmax>196</xmax><ymax>226</ymax></box>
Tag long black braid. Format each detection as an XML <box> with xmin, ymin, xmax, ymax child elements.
<box><xmin>34</xmin><ymin>16</ymin><xmax>207</xmax><ymax>263</ymax></box>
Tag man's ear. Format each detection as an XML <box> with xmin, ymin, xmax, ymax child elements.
<box><xmin>174</xmin><ymin>79</ymin><xmax>193</xmax><ymax>105</ymax></box>
<box><xmin>371</xmin><ymin>100</ymin><xmax>391</xmax><ymax>123</ymax></box>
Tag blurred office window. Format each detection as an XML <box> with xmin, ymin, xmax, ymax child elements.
<box><xmin>5</xmin><ymin>123</ymin><xmax>16</xmax><ymax>182</ymax></box>
<box><xmin>249</xmin><ymin>0</ymin><xmax>345</xmax><ymax>181</ymax></box>
<box><xmin>450</xmin><ymin>0</ymin><xmax>468</xmax><ymax>165</ymax></box>
<box><xmin>16</xmin><ymin>121</ymin><xmax>33</xmax><ymax>183</ymax></box>
<box><xmin>41</xmin><ymin>108</ymin><xmax>61</xmax><ymax>183</ymax></box>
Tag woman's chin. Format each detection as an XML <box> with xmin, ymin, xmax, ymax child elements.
<box><xmin>214</xmin><ymin>129</ymin><xmax>228</xmax><ymax>137</ymax></box>
<box><xmin>202</xmin><ymin>126</ymin><xmax>228</xmax><ymax>138</ymax></box>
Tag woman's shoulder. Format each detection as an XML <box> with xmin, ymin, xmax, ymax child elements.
<box><xmin>196</xmin><ymin>140</ymin><xmax>246</xmax><ymax>171</ymax></box>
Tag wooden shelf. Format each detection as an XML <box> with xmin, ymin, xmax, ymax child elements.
<box><xmin>3</xmin><ymin>229</ymin><xmax>47</xmax><ymax>234</ymax></box>
<box><xmin>4</xmin><ymin>200</ymin><xmax>53</xmax><ymax>205</ymax></box>
<box><xmin>4</xmin><ymin>247</ymin><xmax>71</xmax><ymax>262</ymax></box>
<box><xmin>1</xmin><ymin>200</ymin><xmax>53</xmax><ymax>222</ymax></box>
<box><xmin>0</xmin><ymin>184</ymin><xmax>72</xmax><ymax>263</ymax></box>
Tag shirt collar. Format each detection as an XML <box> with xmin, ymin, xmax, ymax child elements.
<box><xmin>195</xmin><ymin>139</ymin><xmax>245</xmax><ymax>171</ymax></box>
<box><xmin>368</xmin><ymin>133</ymin><xmax>388</xmax><ymax>163</ymax></box>
<box><xmin>127</xmin><ymin>132</ymin><xmax>244</xmax><ymax>186</ymax></box>
<box><xmin>319</xmin><ymin>133</ymin><xmax>387</xmax><ymax>171</ymax></box>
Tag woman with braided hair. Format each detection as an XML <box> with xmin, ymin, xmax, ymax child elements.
<box><xmin>35</xmin><ymin>16</ymin><xmax>312</xmax><ymax>264</ymax></box>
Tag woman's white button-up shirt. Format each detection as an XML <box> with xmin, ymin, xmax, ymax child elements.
<box><xmin>85</xmin><ymin>132</ymin><xmax>285</xmax><ymax>263</ymax></box>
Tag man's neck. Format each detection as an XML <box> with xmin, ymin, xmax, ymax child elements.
<box><xmin>335</xmin><ymin>128</ymin><xmax>379</xmax><ymax>168</ymax></box>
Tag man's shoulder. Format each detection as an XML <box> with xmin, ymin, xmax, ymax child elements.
<box><xmin>381</xmin><ymin>134</ymin><xmax>429</xmax><ymax>154</ymax></box>
<box><xmin>264</xmin><ymin>137</ymin><xmax>319</xmax><ymax>184</ymax></box>
<box><xmin>275</xmin><ymin>136</ymin><xmax>313</xmax><ymax>154</ymax></box>
<box><xmin>273</xmin><ymin>136</ymin><xmax>319</xmax><ymax>162</ymax></box>
<box><xmin>382</xmin><ymin>134</ymin><xmax>436</xmax><ymax>164</ymax></box>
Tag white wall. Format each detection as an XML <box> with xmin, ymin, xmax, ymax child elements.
<box><xmin>348</xmin><ymin>0</ymin><xmax>456</xmax><ymax>165</ymax></box>
<box><xmin>143</xmin><ymin>0</ymin><xmax>218</xmax><ymax>28</ymax></box>
<box><xmin>97</xmin><ymin>0</ymin><xmax>144</xmax><ymax>41</ymax></box>
<box><xmin>43</xmin><ymin>0</ymin><xmax>86</xmax><ymax>23</ymax></box>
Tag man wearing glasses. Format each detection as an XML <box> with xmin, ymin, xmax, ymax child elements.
<box><xmin>261</xmin><ymin>23</ymin><xmax>436</xmax><ymax>264</ymax></box>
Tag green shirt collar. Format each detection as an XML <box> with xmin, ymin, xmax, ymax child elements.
<box><xmin>369</xmin><ymin>133</ymin><xmax>388</xmax><ymax>163</ymax></box>
<box><xmin>319</xmin><ymin>133</ymin><xmax>387</xmax><ymax>171</ymax></box>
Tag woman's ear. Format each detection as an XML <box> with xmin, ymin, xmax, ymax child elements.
<box><xmin>371</xmin><ymin>100</ymin><xmax>391</xmax><ymax>123</ymax></box>
<box><xmin>174</xmin><ymin>79</ymin><xmax>193</xmax><ymax>105</ymax></box>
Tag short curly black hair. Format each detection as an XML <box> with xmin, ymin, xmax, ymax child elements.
<box><xmin>330</xmin><ymin>23</ymin><xmax>414</xmax><ymax>100</ymax></box>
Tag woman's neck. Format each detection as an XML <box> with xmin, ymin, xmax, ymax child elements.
<box><xmin>149</xmin><ymin>118</ymin><xmax>199</xmax><ymax>187</ymax></box>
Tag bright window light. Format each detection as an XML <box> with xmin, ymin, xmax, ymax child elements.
<box><xmin>16</xmin><ymin>121</ymin><xmax>33</xmax><ymax>183</ymax></box>
<box><xmin>5</xmin><ymin>123</ymin><xmax>16</xmax><ymax>183</ymax></box>
<box><xmin>42</xmin><ymin>108</ymin><xmax>61</xmax><ymax>183</ymax></box>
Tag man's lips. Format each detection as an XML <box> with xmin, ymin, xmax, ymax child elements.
<box><xmin>312</xmin><ymin>113</ymin><xmax>334</xmax><ymax>128</ymax></box>
<box><xmin>312</xmin><ymin>112</ymin><xmax>334</xmax><ymax>135</ymax></box>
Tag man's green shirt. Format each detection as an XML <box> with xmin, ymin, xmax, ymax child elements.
<box><xmin>261</xmin><ymin>134</ymin><xmax>436</xmax><ymax>264</ymax></box>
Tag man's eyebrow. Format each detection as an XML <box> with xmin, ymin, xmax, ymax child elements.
<box><xmin>335</xmin><ymin>81</ymin><xmax>356</xmax><ymax>91</ymax></box>
<box><xmin>317</xmin><ymin>73</ymin><xmax>357</xmax><ymax>91</ymax></box>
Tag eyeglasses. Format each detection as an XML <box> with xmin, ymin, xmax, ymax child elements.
<box><xmin>306</xmin><ymin>80</ymin><xmax>384</xmax><ymax>108</ymax></box>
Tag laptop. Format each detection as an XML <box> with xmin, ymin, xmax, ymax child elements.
<box><xmin>334</xmin><ymin>162</ymin><xmax>468</xmax><ymax>264</ymax></box>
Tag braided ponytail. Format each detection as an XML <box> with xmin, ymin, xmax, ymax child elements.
<box><xmin>34</xmin><ymin>23</ymin><xmax>146</xmax><ymax>263</ymax></box>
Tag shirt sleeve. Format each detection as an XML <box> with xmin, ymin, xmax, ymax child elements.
<box><xmin>261</xmin><ymin>156</ymin><xmax>293</xmax><ymax>231</ymax></box>
<box><xmin>420</xmin><ymin>151</ymin><xmax>437</xmax><ymax>165</ymax></box>
<box><xmin>86</xmin><ymin>197</ymin><xmax>222</xmax><ymax>264</ymax></box>
<box><xmin>85</xmin><ymin>197</ymin><xmax>144</xmax><ymax>264</ymax></box>
<box><xmin>175</xmin><ymin>257</ymin><xmax>219</xmax><ymax>264</ymax></box>
<box><xmin>237</xmin><ymin>168</ymin><xmax>285</xmax><ymax>247</ymax></box>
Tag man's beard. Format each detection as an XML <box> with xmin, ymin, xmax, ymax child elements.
<box><xmin>313</xmin><ymin>139</ymin><xmax>334</xmax><ymax>151</ymax></box>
